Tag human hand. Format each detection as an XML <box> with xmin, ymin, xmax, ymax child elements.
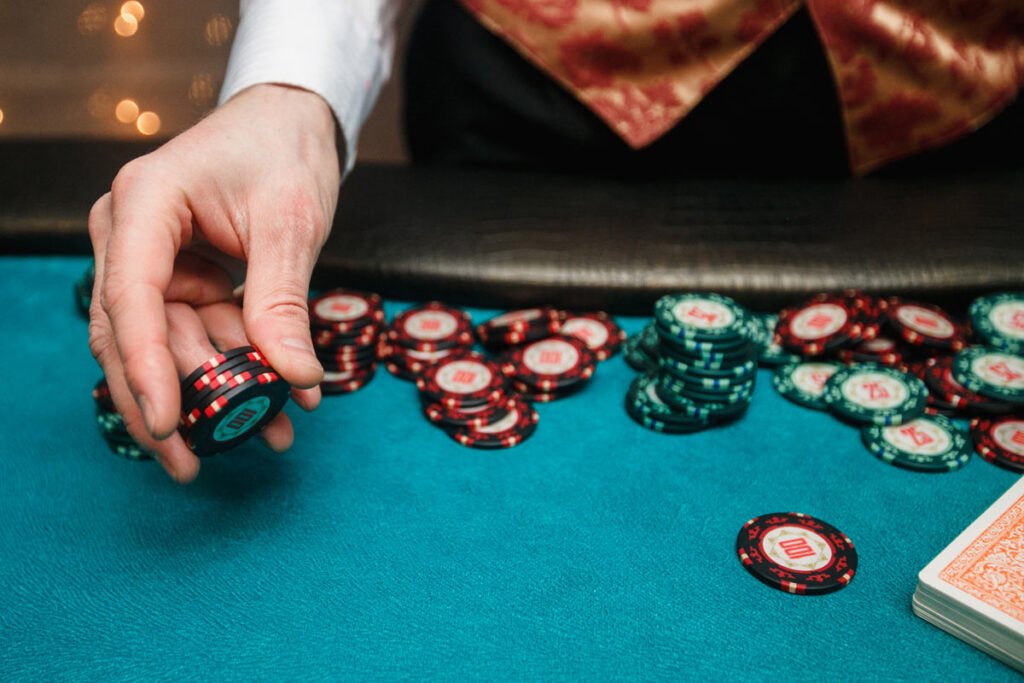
<box><xmin>89</xmin><ymin>84</ymin><xmax>341</xmax><ymax>482</ymax></box>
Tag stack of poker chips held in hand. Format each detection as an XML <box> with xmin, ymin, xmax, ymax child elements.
<box><xmin>92</xmin><ymin>346</ymin><xmax>291</xmax><ymax>461</ymax></box>
<box><xmin>308</xmin><ymin>289</ymin><xmax>386</xmax><ymax>394</ymax></box>
<box><xmin>624</xmin><ymin>293</ymin><xmax>758</xmax><ymax>434</ymax></box>
<box><xmin>762</xmin><ymin>291</ymin><xmax>1024</xmax><ymax>474</ymax></box>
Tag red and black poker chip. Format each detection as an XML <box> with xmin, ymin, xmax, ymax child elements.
<box><xmin>182</xmin><ymin>357</ymin><xmax>273</xmax><ymax>413</ymax></box>
<box><xmin>93</xmin><ymin>377</ymin><xmax>115</xmax><ymax>412</ymax></box>
<box><xmin>923</xmin><ymin>356</ymin><xmax>1013</xmax><ymax>415</ymax></box>
<box><xmin>969</xmin><ymin>416</ymin><xmax>1024</xmax><ymax>473</ymax></box>
<box><xmin>502</xmin><ymin>336</ymin><xmax>596</xmax><ymax>392</ymax></box>
<box><xmin>736</xmin><ymin>512</ymin><xmax>857</xmax><ymax>595</ymax></box>
<box><xmin>422</xmin><ymin>393</ymin><xmax>519</xmax><ymax>429</ymax></box>
<box><xmin>180</xmin><ymin>369</ymin><xmax>291</xmax><ymax>455</ymax></box>
<box><xmin>321</xmin><ymin>365</ymin><xmax>378</xmax><ymax>395</ymax></box>
<box><xmin>443</xmin><ymin>401</ymin><xmax>539</xmax><ymax>449</ymax></box>
<box><xmin>776</xmin><ymin>295</ymin><xmax>863</xmax><ymax>356</ymax></box>
<box><xmin>388</xmin><ymin>302</ymin><xmax>474</xmax><ymax>352</ymax></box>
<box><xmin>476</xmin><ymin>307</ymin><xmax>562</xmax><ymax>349</ymax></box>
<box><xmin>416</xmin><ymin>352</ymin><xmax>508</xmax><ymax>409</ymax></box>
<box><xmin>309</xmin><ymin>289</ymin><xmax>385</xmax><ymax>334</ymax></box>
<box><xmin>179</xmin><ymin>346</ymin><xmax>259</xmax><ymax>395</ymax></box>
<box><xmin>558</xmin><ymin>311</ymin><xmax>626</xmax><ymax>361</ymax></box>
<box><xmin>885</xmin><ymin>298</ymin><xmax>967</xmax><ymax>351</ymax></box>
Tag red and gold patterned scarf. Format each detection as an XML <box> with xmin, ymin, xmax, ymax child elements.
<box><xmin>458</xmin><ymin>0</ymin><xmax>1024</xmax><ymax>174</ymax></box>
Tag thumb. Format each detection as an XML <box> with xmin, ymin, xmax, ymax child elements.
<box><xmin>241</xmin><ymin>227</ymin><xmax>324</xmax><ymax>390</ymax></box>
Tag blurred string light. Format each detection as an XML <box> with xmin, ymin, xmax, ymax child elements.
<box><xmin>136</xmin><ymin>112</ymin><xmax>161</xmax><ymax>135</ymax></box>
<box><xmin>120</xmin><ymin>1</ymin><xmax>145</xmax><ymax>21</ymax></box>
<box><xmin>0</xmin><ymin>109</ymin><xmax>5</xmax><ymax>126</ymax></box>
<box><xmin>115</xmin><ymin>99</ymin><xmax>139</xmax><ymax>123</ymax></box>
<box><xmin>204</xmin><ymin>14</ymin><xmax>232</xmax><ymax>46</ymax></box>
<box><xmin>77</xmin><ymin>3</ymin><xmax>107</xmax><ymax>34</ymax></box>
<box><xmin>113</xmin><ymin>12</ymin><xmax>138</xmax><ymax>36</ymax></box>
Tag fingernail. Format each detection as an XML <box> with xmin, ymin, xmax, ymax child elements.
<box><xmin>138</xmin><ymin>394</ymin><xmax>157</xmax><ymax>435</ymax></box>
<box><xmin>281</xmin><ymin>337</ymin><xmax>323</xmax><ymax>372</ymax></box>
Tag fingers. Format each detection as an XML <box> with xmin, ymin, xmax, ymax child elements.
<box><xmin>258</xmin><ymin>412</ymin><xmax>294</xmax><ymax>453</ymax></box>
<box><xmin>198</xmin><ymin>301</ymin><xmax>321</xmax><ymax>412</ymax></box>
<box><xmin>241</xmin><ymin>208</ymin><xmax>325</xmax><ymax>390</ymax></box>
<box><xmin>102</xmin><ymin>160</ymin><xmax>194</xmax><ymax>439</ymax></box>
<box><xmin>164</xmin><ymin>252</ymin><xmax>235</xmax><ymax>306</ymax></box>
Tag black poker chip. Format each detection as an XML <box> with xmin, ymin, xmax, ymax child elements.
<box><xmin>178</xmin><ymin>346</ymin><xmax>258</xmax><ymax>396</ymax></box>
<box><xmin>476</xmin><ymin>307</ymin><xmax>562</xmax><ymax>348</ymax></box>
<box><xmin>885</xmin><ymin>298</ymin><xmax>967</xmax><ymax>351</ymax></box>
<box><xmin>502</xmin><ymin>336</ymin><xmax>596</xmax><ymax>392</ymax></box>
<box><xmin>736</xmin><ymin>512</ymin><xmax>857</xmax><ymax>595</ymax></box>
<box><xmin>388</xmin><ymin>302</ymin><xmax>474</xmax><ymax>352</ymax></box>
<box><xmin>423</xmin><ymin>394</ymin><xmax>519</xmax><ymax>429</ymax></box>
<box><xmin>416</xmin><ymin>352</ymin><xmax>508</xmax><ymax>409</ymax></box>
<box><xmin>444</xmin><ymin>401</ymin><xmax>539</xmax><ymax>449</ymax></box>
<box><xmin>180</xmin><ymin>370</ymin><xmax>291</xmax><ymax>456</ymax></box>
<box><xmin>321</xmin><ymin>365</ymin><xmax>377</xmax><ymax>395</ymax></box>
<box><xmin>93</xmin><ymin>377</ymin><xmax>115</xmax><ymax>412</ymax></box>
<box><xmin>309</xmin><ymin>289</ymin><xmax>385</xmax><ymax>333</ymax></box>
<box><xmin>181</xmin><ymin>353</ymin><xmax>270</xmax><ymax>408</ymax></box>
<box><xmin>181</xmin><ymin>359</ymin><xmax>280</xmax><ymax>426</ymax></box>
<box><xmin>558</xmin><ymin>311</ymin><xmax>626</xmax><ymax>361</ymax></box>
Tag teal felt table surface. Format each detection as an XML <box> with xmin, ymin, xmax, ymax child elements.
<box><xmin>1</xmin><ymin>256</ymin><xmax>1020</xmax><ymax>681</ymax></box>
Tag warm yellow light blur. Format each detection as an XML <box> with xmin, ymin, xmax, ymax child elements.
<box><xmin>78</xmin><ymin>3</ymin><xmax>107</xmax><ymax>34</ymax></box>
<box><xmin>0</xmin><ymin>109</ymin><xmax>5</xmax><ymax>126</ymax></box>
<box><xmin>115</xmin><ymin>99</ymin><xmax>139</xmax><ymax>123</ymax></box>
<box><xmin>114</xmin><ymin>13</ymin><xmax>138</xmax><ymax>37</ymax></box>
<box><xmin>120</xmin><ymin>1</ymin><xmax>145</xmax><ymax>21</ymax></box>
<box><xmin>204</xmin><ymin>14</ymin><xmax>232</xmax><ymax>46</ymax></box>
<box><xmin>136</xmin><ymin>111</ymin><xmax>161</xmax><ymax>135</ymax></box>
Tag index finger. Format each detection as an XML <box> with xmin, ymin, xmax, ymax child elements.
<box><xmin>102</xmin><ymin>161</ymin><xmax>193</xmax><ymax>439</ymax></box>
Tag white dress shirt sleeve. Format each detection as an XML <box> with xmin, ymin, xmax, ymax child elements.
<box><xmin>219</xmin><ymin>0</ymin><xmax>402</xmax><ymax>177</ymax></box>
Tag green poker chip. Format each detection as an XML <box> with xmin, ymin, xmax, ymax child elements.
<box><xmin>639</xmin><ymin>323</ymin><xmax>661</xmax><ymax>359</ymax></box>
<box><xmin>627</xmin><ymin>374</ymin><xmax>708</xmax><ymax>426</ymax></box>
<box><xmin>654</xmin><ymin>293</ymin><xmax>752</xmax><ymax>342</ymax></box>
<box><xmin>772</xmin><ymin>362</ymin><xmax>842</xmax><ymax>411</ymax></box>
<box><xmin>757</xmin><ymin>339</ymin><xmax>802</xmax><ymax>367</ymax></box>
<box><xmin>822</xmin><ymin>363</ymin><xmax>929</xmax><ymax>425</ymax></box>
<box><xmin>745</xmin><ymin>312</ymin><xmax>776</xmax><ymax>350</ymax></box>
<box><xmin>950</xmin><ymin>346</ymin><xmax>1024</xmax><ymax>404</ymax></box>
<box><xmin>624</xmin><ymin>398</ymin><xmax>709</xmax><ymax>433</ymax></box>
<box><xmin>969</xmin><ymin>292</ymin><xmax>1024</xmax><ymax>354</ymax></box>
<box><xmin>654</xmin><ymin>375</ymin><xmax>752</xmax><ymax>420</ymax></box>
<box><xmin>860</xmin><ymin>414</ymin><xmax>972</xmax><ymax>472</ymax></box>
<box><xmin>623</xmin><ymin>333</ymin><xmax>657</xmax><ymax>372</ymax></box>
<box><xmin>659</xmin><ymin>355</ymin><xmax>756</xmax><ymax>380</ymax></box>
<box><xmin>660</xmin><ymin>362</ymin><xmax>756</xmax><ymax>389</ymax></box>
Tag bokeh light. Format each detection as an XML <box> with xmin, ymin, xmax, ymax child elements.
<box><xmin>136</xmin><ymin>111</ymin><xmax>161</xmax><ymax>135</ymax></box>
<box><xmin>188</xmin><ymin>72</ymin><xmax>216</xmax><ymax>109</ymax></box>
<box><xmin>77</xmin><ymin>3</ymin><xmax>107</xmax><ymax>34</ymax></box>
<box><xmin>0</xmin><ymin>109</ymin><xmax>5</xmax><ymax>126</ymax></box>
<box><xmin>114</xmin><ymin>13</ymin><xmax>138</xmax><ymax>37</ymax></box>
<box><xmin>204</xmin><ymin>14</ymin><xmax>232</xmax><ymax>46</ymax></box>
<box><xmin>87</xmin><ymin>89</ymin><xmax>115</xmax><ymax>119</ymax></box>
<box><xmin>120</xmin><ymin>1</ymin><xmax>145</xmax><ymax>22</ymax></box>
<box><xmin>115</xmin><ymin>99</ymin><xmax>139</xmax><ymax>123</ymax></box>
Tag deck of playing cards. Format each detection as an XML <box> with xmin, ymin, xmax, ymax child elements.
<box><xmin>913</xmin><ymin>475</ymin><xmax>1024</xmax><ymax>673</ymax></box>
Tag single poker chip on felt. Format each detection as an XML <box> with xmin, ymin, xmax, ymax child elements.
<box><xmin>559</xmin><ymin>312</ymin><xmax>626</xmax><ymax>361</ymax></box>
<box><xmin>503</xmin><ymin>336</ymin><xmax>596</xmax><ymax>392</ymax></box>
<box><xmin>772</xmin><ymin>362</ymin><xmax>841</xmax><ymax>411</ymax></box>
<box><xmin>885</xmin><ymin>298</ymin><xmax>966</xmax><ymax>351</ymax></box>
<box><xmin>969</xmin><ymin>292</ymin><xmax>1024</xmax><ymax>354</ymax></box>
<box><xmin>969</xmin><ymin>416</ymin><xmax>1024</xmax><ymax>473</ymax></box>
<box><xmin>736</xmin><ymin>512</ymin><xmax>857</xmax><ymax>595</ymax></box>
<box><xmin>445</xmin><ymin>401</ymin><xmax>539</xmax><ymax>449</ymax></box>
<box><xmin>388</xmin><ymin>302</ymin><xmax>474</xmax><ymax>352</ymax></box>
<box><xmin>950</xmin><ymin>347</ymin><xmax>1024</xmax><ymax>404</ymax></box>
<box><xmin>822</xmin><ymin>363</ymin><xmax>929</xmax><ymax>425</ymax></box>
<box><xmin>416</xmin><ymin>352</ymin><xmax>507</xmax><ymax>408</ymax></box>
<box><xmin>180</xmin><ymin>370</ymin><xmax>291</xmax><ymax>456</ymax></box>
<box><xmin>654</xmin><ymin>292</ymin><xmax>751</xmax><ymax>341</ymax></box>
<box><xmin>861</xmin><ymin>414</ymin><xmax>972</xmax><ymax>472</ymax></box>
<box><xmin>776</xmin><ymin>295</ymin><xmax>860</xmax><ymax>356</ymax></box>
<box><xmin>309</xmin><ymin>289</ymin><xmax>385</xmax><ymax>333</ymax></box>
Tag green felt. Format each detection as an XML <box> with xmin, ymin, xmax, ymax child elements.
<box><xmin>0</xmin><ymin>256</ymin><xmax>1019</xmax><ymax>680</ymax></box>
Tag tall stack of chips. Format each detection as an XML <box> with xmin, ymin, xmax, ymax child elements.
<box><xmin>309</xmin><ymin>289</ymin><xmax>385</xmax><ymax>395</ymax></box>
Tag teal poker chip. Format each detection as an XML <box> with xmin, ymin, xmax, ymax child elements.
<box><xmin>654</xmin><ymin>293</ymin><xmax>752</xmax><ymax>341</ymax></box>
<box><xmin>639</xmin><ymin>323</ymin><xmax>661</xmax><ymax>359</ymax></box>
<box><xmin>950</xmin><ymin>346</ymin><xmax>1024</xmax><ymax>404</ymax></box>
<box><xmin>624</xmin><ymin>333</ymin><xmax>657</xmax><ymax>372</ymax></box>
<box><xmin>757</xmin><ymin>339</ymin><xmax>802</xmax><ymax>367</ymax></box>
<box><xmin>655</xmin><ymin>375</ymin><xmax>752</xmax><ymax>420</ymax></box>
<box><xmin>822</xmin><ymin>363</ymin><xmax>929</xmax><ymax>425</ymax></box>
<box><xmin>659</xmin><ymin>354</ymin><xmax>756</xmax><ymax>380</ymax></box>
<box><xmin>968</xmin><ymin>292</ymin><xmax>1024</xmax><ymax>354</ymax></box>
<box><xmin>662</xmin><ymin>365</ymin><xmax>756</xmax><ymax>390</ymax></box>
<box><xmin>655</xmin><ymin>323</ymin><xmax>751</xmax><ymax>353</ymax></box>
<box><xmin>627</xmin><ymin>374</ymin><xmax>707</xmax><ymax>425</ymax></box>
<box><xmin>772</xmin><ymin>362</ymin><xmax>842</xmax><ymax>411</ymax></box>
<box><xmin>860</xmin><ymin>414</ymin><xmax>972</xmax><ymax>472</ymax></box>
<box><xmin>672</xmin><ymin>383</ymin><xmax>754</xmax><ymax>405</ymax></box>
<box><xmin>660</xmin><ymin>340</ymin><xmax>756</xmax><ymax>365</ymax></box>
<box><xmin>745</xmin><ymin>312</ymin><xmax>776</xmax><ymax>349</ymax></box>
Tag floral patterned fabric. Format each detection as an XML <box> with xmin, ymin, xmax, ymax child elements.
<box><xmin>458</xmin><ymin>0</ymin><xmax>1024</xmax><ymax>174</ymax></box>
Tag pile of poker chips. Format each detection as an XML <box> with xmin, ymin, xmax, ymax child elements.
<box><xmin>475</xmin><ymin>307</ymin><xmax>562</xmax><ymax>351</ymax></box>
<box><xmin>624</xmin><ymin>293</ymin><xmax>757</xmax><ymax>434</ymax></box>
<box><xmin>499</xmin><ymin>336</ymin><xmax>597</xmax><ymax>402</ymax></box>
<box><xmin>92</xmin><ymin>346</ymin><xmax>290</xmax><ymax>460</ymax></box>
<box><xmin>415</xmin><ymin>351</ymin><xmax>539</xmax><ymax>449</ymax></box>
<box><xmin>309</xmin><ymin>289</ymin><xmax>385</xmax><ymax>395</ymax></box>
<box><xmin>736</xmin><ymin>512</ymin><xmax>858</xmax><ymax>595</ymax></box>
<box><xmin>381</xmin><ymin>301</ymin><xmax>475</xmax><ymax>381</ymax></box>
<box><xmin>765</xmin><ymin>291</ymin><xmax>1024</xmax><ymax>474</ymax></box>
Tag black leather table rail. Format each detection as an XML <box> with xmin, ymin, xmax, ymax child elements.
<box><xmin>2</xmin><ymin>141</ymin><xmax>1021</xmax><ymax>313</ymax></box>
